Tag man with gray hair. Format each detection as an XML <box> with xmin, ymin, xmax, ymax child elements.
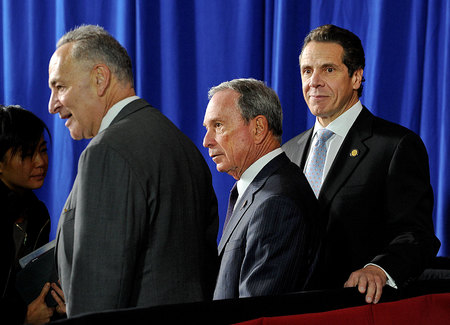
<box><xmin>48</xmin><ymin>25</ymin><xmax>219</xmax><ymax>317</ymax></box>
<box><xmin>203</xmin><ymin>78</ymin><xmax>318</xmax><ymax>299</ymax></box>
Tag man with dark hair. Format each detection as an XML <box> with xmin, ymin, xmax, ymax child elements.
<box><xmin>283</xmin><ymin>24</ymin><xmax>440</xmax><ymax>304</ymax></box>
<box><xmin>48</xmin><ymin>25</ymin><xmax>219</xmax><ymax>317</ymax></box>
<box><xmin>203</xmin><ymin>78</ymin><xmax>318</xmax><ymax>299</ymax></box>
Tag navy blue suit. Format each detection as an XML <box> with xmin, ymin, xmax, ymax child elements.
<box><xmin>214</xmin><ymin>152</ymin><xmax>318</xmax><ymax>300</ymax></box>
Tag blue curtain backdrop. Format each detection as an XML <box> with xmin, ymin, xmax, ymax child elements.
<box><xmin>1</xmin><ymin>0</ymin><xmax>449</xmax><ymax>256</ymax></box>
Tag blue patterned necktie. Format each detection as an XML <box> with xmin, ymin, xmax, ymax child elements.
<box><xmin>305</xmin><ymin>128</ymin><xmax>334</xmax><ymax>197</ymax></box>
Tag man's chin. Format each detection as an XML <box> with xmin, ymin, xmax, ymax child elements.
<box><xmin>219</xmin><ymin>166</ymin><xmax>240</xmax><ymax>180</ymax></box>
<box><xmin>68</xmin><ymin>128</ymin><xmax>84</xmax><ymax>140</ymax></box>
<box><xmin>216</xmin><ymin>165</ymin><xmax>230</xmax><ymax>175</ymax></box>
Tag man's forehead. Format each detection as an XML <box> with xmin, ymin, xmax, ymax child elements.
<box><xmin>49</xmin><ymin>51</ymin><xmax>66</xmax><ymax>78</ymax></box>
<box><xmin>208</xmin><ymin>91</ymin><xmax>239</xmax><ymax>114</ymax></box>
<box><xmin>49</xmin><ymin>43</ymin><xmax>75</xmax><ymax>72</ymax></box>
<box><xmin>203</xmin><ymin>103</ymin><xmax>223</xmax><ymax>125</ymax></box>
<box><xmin>300</xmin><ymin>41</ymin><xmax>344</xmax><ymax>64</ymax></box>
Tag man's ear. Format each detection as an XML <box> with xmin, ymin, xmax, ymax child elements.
<box><xmin>93</xmin><ymin>64</ymin><xmax>111</xmax><ymax>97</ymax></box>
<box><xmin>352</xmin><ymin>68</ymin><xmax>364</xmax><ymax>90</ymax></box>
<box><xmin>253</xmin><ymin>115</ymin><xmax>269</xmax><ymax>144</ymax></box>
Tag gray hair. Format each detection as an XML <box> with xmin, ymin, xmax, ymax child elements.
<box><xmin>208</xmin><ymin>78</ymin><xmax>283</xmax><ymax>142</ymax></box>
<box><xmin>57</xmin><ymin>25</ymin><xmax>134</xmax><ymax>87</ymax></box>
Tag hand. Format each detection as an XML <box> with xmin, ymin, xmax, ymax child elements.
<box><xmin>51</xmin><ymin>281</ymin><xmax>67</xmax><ymax>315</ymax></box>
<box><xmin>25</xmin><ymin>282</ymin><xmax>54</xmax><ymax>325</ymax></box>
<box><xmin>344</xmin><ymin>265</ymin><xmax>387</xmax><ymax>304</ymax></box>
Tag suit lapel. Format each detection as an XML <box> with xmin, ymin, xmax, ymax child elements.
<box><xmin>217</xmin><ymin>153</ymin><xmax>289</xmax><ymax>254</ymax></box>
<box><xmin>217</xmin><ymin>188</ymin><xmax>253</xmax><ymax>254</ymax></box>
<box><xmin>319</xmin><ymin>107</ymin><xmax>374</xmax><ymax>205</ymax></box>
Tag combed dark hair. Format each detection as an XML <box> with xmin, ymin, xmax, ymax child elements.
<box><xmin>57</xmin><ymin>24</ymin><xmax>134</xmax><ymax>87</ymax></box>
<box><xmin>0</xmin><ymin>105</ymin><xmax>50</xmax><ymax>161</ymax></box>
<box><xmin>208</xmin><ymin>78</ymin><xmax>283</xmax><ymax>143</ymax></box>
<box><xmin>301</xmin><ymin>24</ymin><xmax>365</xmax><ymax>97</ymax></box>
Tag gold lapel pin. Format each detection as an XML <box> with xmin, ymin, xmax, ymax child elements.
<box><xmin>350</xmin><ymin>149</ymin><xmax>359</xmax><ymax>157</ymax></box>
<box><xmin>241</xmin><ymin>200</ymin><xmax>248</xmax><ymax>210</ymax></box>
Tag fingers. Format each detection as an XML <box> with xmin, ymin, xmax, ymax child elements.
<box><xmin>363</xmin><ymin>276</ymin><xmax>384</xmax><ymax>303</ymax></box>
<box><xmin>343</xmin><ymin>274</ymin><xmax>357</xmax><ymax>288</ymax></box>
<box><xmin>51</xmin><ymin>282</ymin><xmax>67</xmax><ymax>315</ymax></box>
<box><xmin>26</xmin><ymin>284</ymin><xmax>54</xmax><ymax>325</ymax></box>
<box><xmin>344</xmin><ymin>266</ymin><xmax>387</xmax><ymax>304</ymax></box>
<box><xmin>51</xmin><ymin>282</ymin><xmax>64</xmax><ymax>298</ymax></box>
<box><xmin>372</xmin><ymin>277</ymin><xmax>384</xmax><ymax>304</ymax></box>
<box><xmin>51</xmin><ymin>290</ymin><xmax>66</xmax><ymax>314</ymax></box>
<box><xmin>38</xmin><ymin>282</ymin><xmax>51</xmax><ymax>300</ymax></box>
<box><xmin>364</xmin><ymin>279</ymin><xmax>376</xmax><ymax>303</ymax></box>
<box><xmin>51</xmin><ymin>288</ymin><xmax>63</xmax><ymax>305</ymax></box>
<box><xmin>344</xmin><ymin>272</ymin><xmax>367</xmax><ymax>294</ymax></box>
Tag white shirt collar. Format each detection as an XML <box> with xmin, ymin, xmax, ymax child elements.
<box><xmin>305</xmin><ymin>101</ymin><xmax>363</xmax><ymax>180</ymax></box>
<box><xmin>98</xmin><ymin>96</ymin><xmax>140</xmax><ymax>134</ymax></box>
<box><xmin>312</xmin><ymin>100</ymin><xmax>362</xmax><ymax>138</ymax></box>
<box><xmin>236</xmin><ymin>147</ymin><xmax>284</xmax><ymax>200</ymax></box>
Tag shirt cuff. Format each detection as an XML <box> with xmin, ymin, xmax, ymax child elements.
<box><xmin>365</xmin><ymin>263</ymin><xmax>398</xmax><ymax>289</ymax></box>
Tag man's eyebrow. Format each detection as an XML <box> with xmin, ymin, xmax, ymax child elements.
<box><xmin>301</xmin><ymin>62</ymin><xmax>339</xmax><ymax>69</ymax></box>
<box><xmin>321</xmin><ymin>62</ymin><xmax>339</xmax><ymax>68</ymax></box>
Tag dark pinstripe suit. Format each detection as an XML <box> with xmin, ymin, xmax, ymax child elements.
<box><xmin>213</xmin><ymin>152</ymin><xmax>318</xmax><ymax>300</ymax></box>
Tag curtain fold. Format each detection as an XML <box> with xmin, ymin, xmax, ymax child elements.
<box><xmin>0</xmin><ymin>0</ymin><xmax>448</xmax><ymax>255</ymax></box>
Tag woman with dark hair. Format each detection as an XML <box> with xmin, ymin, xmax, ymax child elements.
<box><xmin>0</xmin><ymin>105</ymin><xmax>63</xmax><ymax>324</ymax></box>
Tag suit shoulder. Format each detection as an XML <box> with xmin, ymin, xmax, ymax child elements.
<box><xmin>370</xmin><ymin>114</ymin><xmax>425</xmax><ymax>145</ymax></box>
<box><xmin>282</xmin><ymin>129</ymin><xmax>310</xmax><ymax>148</ymax></box>
<box><xmin>263</xmin><ymin>161</ymin><xmax>315</xmax><ymax>201</ymax></box>
<box><xmin>282</xmin><ymin>129</ymin><xmax>312</xmax><ymax>164</ymax></box>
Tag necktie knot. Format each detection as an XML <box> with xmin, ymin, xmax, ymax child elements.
<box><xmin>315</xmin><ymin>128</ymin><xmax>334</xmax><ymax>145</ymax></box>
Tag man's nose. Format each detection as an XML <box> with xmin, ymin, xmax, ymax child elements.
<box><xmin>309</xmin><ymin>71</ymin><xmax>324</xmax><ymax>88</ymax></box>
<box><xmin>203</xmin><ymin>129</ymin><xmax>215</xmax><ymax>148</ymax></box>
<box><xmin>48</xmin><ymin>91</ymin><xmax>60</xmax><ymax>114</ymax></box>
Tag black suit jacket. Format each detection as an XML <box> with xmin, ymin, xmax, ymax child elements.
<box><xmin>214</xmin><ymin>153</ymin><xmax>319</xmax><ymax>299</ymax></box>
<box><xmin>282</xmin><ymin>107</ymin><xmax>440</xmax><ymax>289</ymax></box>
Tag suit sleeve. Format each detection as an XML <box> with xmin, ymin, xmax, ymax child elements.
<box><xmin>372</xmin><ymin>132</ymin><xmax>440</xmax><ymax>285</ymax></box>
<box><xmin>239</xmin><ymin>196</ymin><xmax>309</xmax><ymax>297</ymax></box>
<box><xmin>68</xmin><ymin>142</ymin><xmax>148</xmax><ymax>315</ymax></box>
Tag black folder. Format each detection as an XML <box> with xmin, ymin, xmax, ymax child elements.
<box><xmin>15</xmin><ymin>240</ymin><xmax>59</xmax><ymax>306</ymax></box>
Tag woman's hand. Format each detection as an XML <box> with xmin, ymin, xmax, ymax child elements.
<box><xmin>25</xmin><ymin>283</ymin><xmax>54</xmax><ymax>325</ymax></box>
<box><xmin>51</xmin><ymin>281</ymin><xmax>66</xmax><ymax>315</ymax></box>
